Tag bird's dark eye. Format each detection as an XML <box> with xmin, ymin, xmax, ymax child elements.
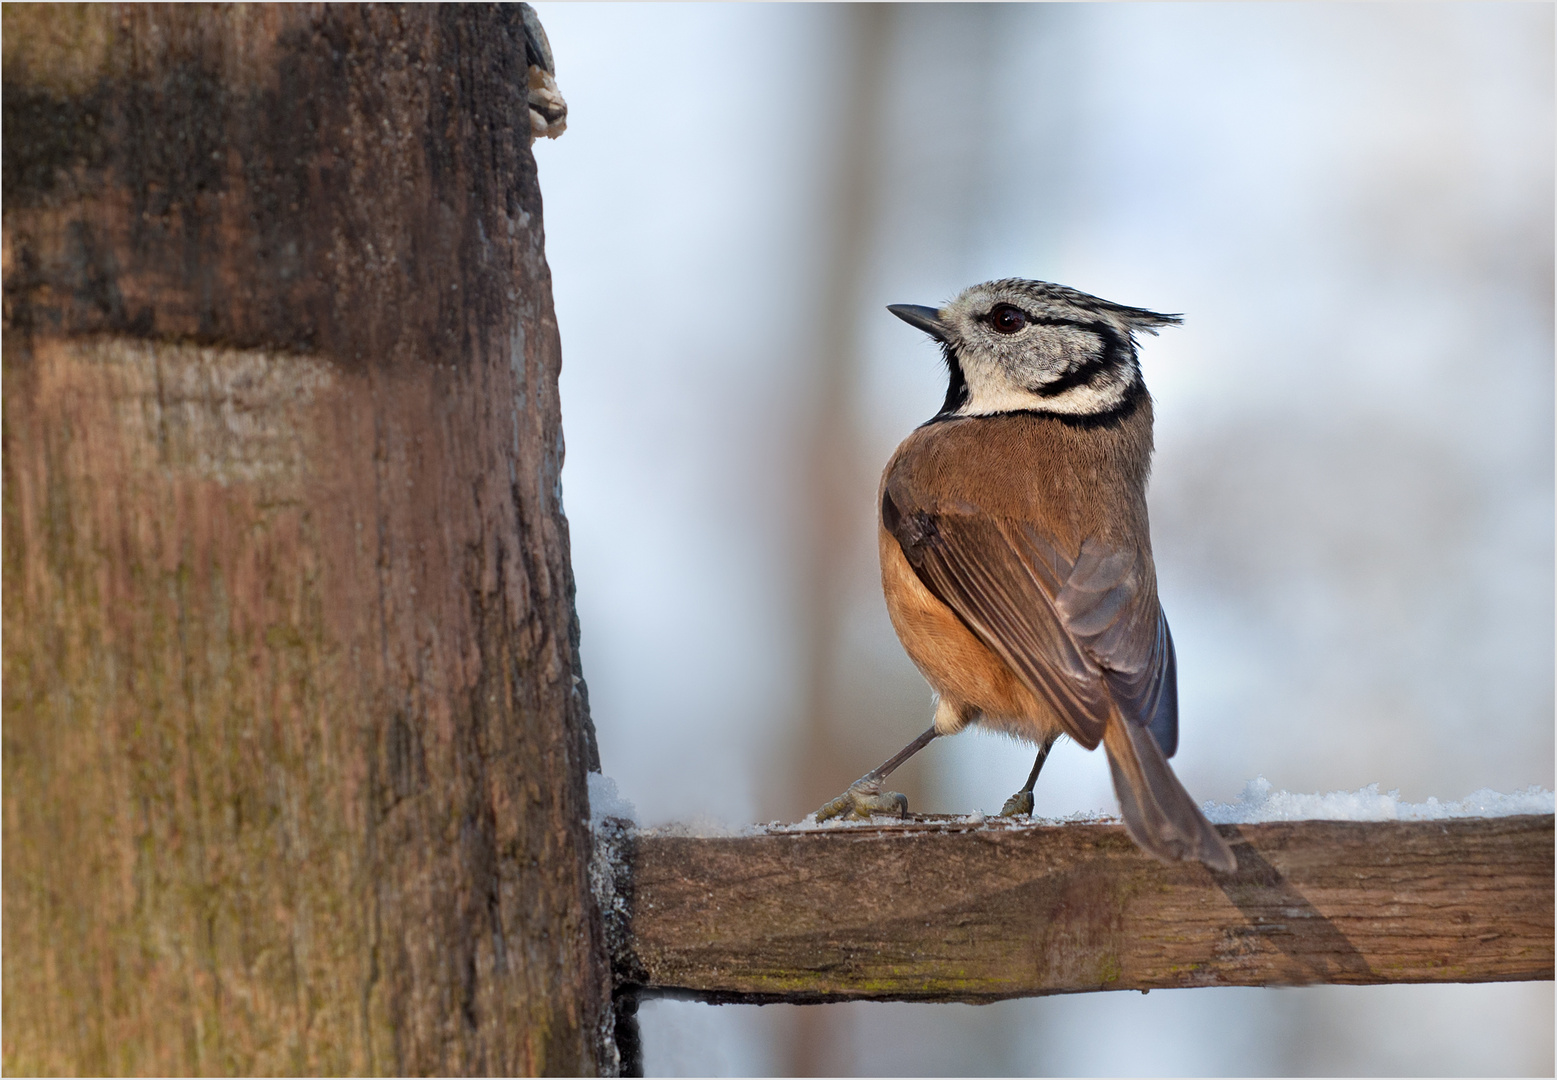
<box><xmin>990</xmin><ymin>304</ymin><xmax>1027</xmax><ymax>334</ymax></box>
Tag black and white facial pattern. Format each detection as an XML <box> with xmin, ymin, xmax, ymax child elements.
<box><xmin>932</xmin><ymin>279</ymin><xmax>1180</xmax><ymax>420</ymax></box>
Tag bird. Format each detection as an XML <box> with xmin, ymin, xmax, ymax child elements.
<box><xmin>814</xmin><ymin>277</ymin><xmax>1237</xmax><ymax>873</ymax></box>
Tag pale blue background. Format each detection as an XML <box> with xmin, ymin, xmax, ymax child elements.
<box><xmin>534</xmin><ymin>4</ymin><xmax>1554</xmax><ymax>1075</ymax></box>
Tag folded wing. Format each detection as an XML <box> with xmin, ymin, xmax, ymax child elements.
<box><xmin>884</xmin><ymin>490</ymin><xmax>1178</xmax><ymax>756</ymax></box>
<box><xmin>884</xmin><ymin>485</ymin><xmax>1236</xmax><ymax>871</ymax></box>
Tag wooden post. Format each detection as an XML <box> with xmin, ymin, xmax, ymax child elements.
<box><xmin>617</xmin><ymin>815</ymin><xmax>1554</xmax><ymax>1002</ymax></box>
<box><xmin>3</xmin><ymin>5</ymin><xmax>613</xmax><ymax>1074</ymax></box>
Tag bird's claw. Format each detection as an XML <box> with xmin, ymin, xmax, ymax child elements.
<box><xmin>999</xmin><ymin>790</ymin><xmax>1034</xmax><ymax>817</ymax></box>
<box><xmin>815</xmin><ymin>781</ymin><xmax>909</xmax><ymax>822</ymax></box>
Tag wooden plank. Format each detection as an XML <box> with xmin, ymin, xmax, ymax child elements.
<box><xmin>615</xmin><ymin>815</ymin><xmax>1554</xmax><ymax>1003</ymax></box>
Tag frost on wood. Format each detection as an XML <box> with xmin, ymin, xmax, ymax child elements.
<box><xmin>589</xmin><ymin>771</ymin><xmax>640</xmax><ymax>828</ymax></box>
<box><xmin>1203</xmin><ymin>778</ymin><xmax>1556</xmax><ymax>823</ymax></box>
<box><xmin>722</xmin><ymin>778</ymin><xmax>1550</xmax><ymax>840</ymax></box>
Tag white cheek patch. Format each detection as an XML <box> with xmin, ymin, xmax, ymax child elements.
<box><xmin>956</xmin><ymin>358</ymin><xmax>1132</xmax><ymax>418</ymax></box>
<box><xmin>959</xmin><ymin>383</ymin><xmax>1054</xmax><ymax>416</ymax></box>
<box><xmin>1014</xmin><ymin>379</ymin><xmax>1131</xmax><ymax>416</ymax></box>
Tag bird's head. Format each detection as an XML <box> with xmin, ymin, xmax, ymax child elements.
<box><xmin>889</xmin><ymin>279</ymin><xmax>1180</xmax><ymax>421</ymax></box>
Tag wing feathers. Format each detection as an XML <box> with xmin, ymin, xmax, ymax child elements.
<box><xmin>1104</xmin><ymin>613</ymin><xmax>1178</xmax><ymax>757</ymax></box>
<box><xmin>883</xmin><ymin>473</ymin><xmax>1223</xmax><ymax>869</ymax></box>
<box><xmin>1054</xmin><ymin>543</ymin><xmax>1136</xmax><ymax>638</ymax></box>
<box><xmin>887</xmin><ymin>499</ymin><xmax>1177</xmax><ymax>756</ymax></box>
<box><xmin>903</xmin><ymin>513</ymin><xmax>1111</xmax><ymax>747</ymax></box>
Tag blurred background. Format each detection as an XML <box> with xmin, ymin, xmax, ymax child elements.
<box><xmin>532</xmin><ymin>3</ymin><xmax>1554</xmax><ymax>1075</ymax></box>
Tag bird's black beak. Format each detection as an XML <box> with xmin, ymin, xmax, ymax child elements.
<box><xmin>887</xmin><ymin>304</ymin><xmax>950</xmax><ymax>342</ymax></box>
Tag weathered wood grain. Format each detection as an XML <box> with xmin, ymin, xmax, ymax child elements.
<box><xmin>3</xmin><ymin>6</ymin><xmax>611</xmax><ymax>1075</ymax></box>
<box><xmin>620</xmin><ymin>815</ymin><xmax>1554</xmax><ymax>1003</ymax></box>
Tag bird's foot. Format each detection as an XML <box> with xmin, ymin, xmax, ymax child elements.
<box><xmin>815</xmin><ymin>779</ymin><xmax>909</xmax><ymax>822</ymax></box>
<box><xmin>999</xmin><ymin>790</ymin><xmax>1034</xmax><ymax>818</ymax></box>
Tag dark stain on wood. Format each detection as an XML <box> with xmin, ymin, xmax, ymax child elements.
<box><xmin>3</xmin><ymin>5</ymin><xmax>544</xmax><ymax>370</ymax></box>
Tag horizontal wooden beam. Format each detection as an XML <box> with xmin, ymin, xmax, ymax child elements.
<box><xmin>611</xmin><ymin>815</ymin><xmax>1553</xmax><ymax>1004</ymax></box>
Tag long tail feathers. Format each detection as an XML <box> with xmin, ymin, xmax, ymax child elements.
<box><xmin>1102</xmin><ymin>714</ymin><xmax>1237</xmax><ymax>873</ymax></box>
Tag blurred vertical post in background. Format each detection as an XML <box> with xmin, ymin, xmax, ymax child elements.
<box><xmin>785</xmin><ymin>12</ymin><xmax>895</xmax><ymax>1073</ymax></box>
<box><xmin>789</xmin><ymin>3</ymin><xmax>894</xmax><ymax>849</ymax></box>
<box><xmin>2</xmin><ymin>6</ymin><xmax>612</xmax><ymax>1074</ymax></box>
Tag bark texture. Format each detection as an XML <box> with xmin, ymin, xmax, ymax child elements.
<box><xmin>623</xmin><ymin>815</ymin><xmax>1554</xmax><ymax>1002</ymax></box>
<box><xmin>3</xmin><ymin>5</ymin><xmax>611</xmax><ymax>1074</ymax></box>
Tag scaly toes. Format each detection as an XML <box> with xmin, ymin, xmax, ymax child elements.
<box><xmin>999</xmin><ymin>790</ymin><xmax>1034</xmax><ymax>817</ymax></box>
<box><xmin>815</xmin><ymin>783</ymin><xmax>909</xmax><ymax>822</ymax></box>
<box><xmin>815</xmin><ymin>792</ymin><xmax>852</xmax><ymax>822</ymax></box>
<box><xmin>851</xmin><ymin>789</ymin><xmax>909</xmax><ymax>818</ymax></box>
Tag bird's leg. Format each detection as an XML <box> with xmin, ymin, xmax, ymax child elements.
<box><xmin>1000</xmin><ymin>736</ymin><xmax>1057</xmax><ymax>817</ymax></box>
<box><xmin>815</xmin><ymin>726</ymin><xmax>939</xmax><ymax>822</ymax></box>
